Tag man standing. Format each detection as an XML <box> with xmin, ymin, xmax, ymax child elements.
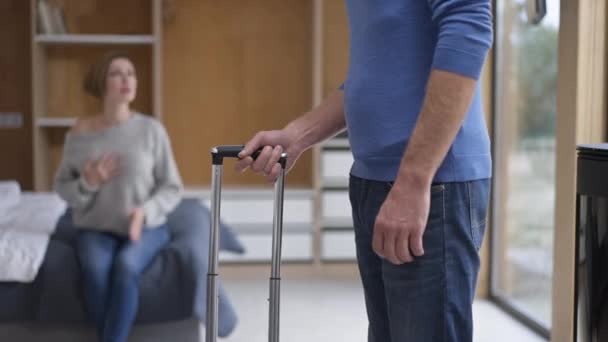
<box><xmin>236</xmin><ymin>1</ymin><xmax>493</xmax><ymax>341</ymax></box>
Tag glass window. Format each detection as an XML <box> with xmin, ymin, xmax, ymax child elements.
<box><xmin>492</xmin><ymin>0</ymin><xmax>560</xmax><ymax>332</ymax></box>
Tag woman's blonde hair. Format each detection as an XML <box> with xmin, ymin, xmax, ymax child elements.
<box><xmin>83</xmin><ymin>51</ymin><xmax>132</xmax><ymax>98</ymax></box>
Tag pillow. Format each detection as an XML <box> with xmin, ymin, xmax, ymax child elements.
<box><xmin>168</xmin><ymin>199</ymin><xmax>245</xmax><ymax>254</ymax></box>
<box><xmin>164</xmin><ymin>198</ymin><xmax>241</xmax><ymax>336</ymax></box>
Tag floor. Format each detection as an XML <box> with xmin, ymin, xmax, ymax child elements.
<box><xmin>217</xmin><ymin>265</ymin><xmax>546</xmax><ymax>342</ymax></box>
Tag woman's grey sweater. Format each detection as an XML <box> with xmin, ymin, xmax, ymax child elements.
<box><xmin>54</xmin><ymin>113</ymin><xmax>183</xmax><ymax>235</ymax></box>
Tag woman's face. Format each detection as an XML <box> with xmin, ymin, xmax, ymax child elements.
<box><xmin>104</xmin><ymin>58</ymin><xmax>137</xmax><ymax>104</ymax></box>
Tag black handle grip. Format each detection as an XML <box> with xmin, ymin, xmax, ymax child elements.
<box><xmin>211</xmin><ymin>145</ymin><xmax>287</xmax><ymax>168</ymax></box>
<box><xmin>211</xmin><ymin>145</ymin><xmax>255</xmax><ymax>159</ymax></box>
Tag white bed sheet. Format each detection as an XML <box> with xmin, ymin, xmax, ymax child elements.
<box><xmin>0</xmin><ymin>193</ymin><xmax>66</xmax><ymax>282</ymax></box>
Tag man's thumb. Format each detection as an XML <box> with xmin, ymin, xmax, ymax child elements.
<box><xmin>239</xmin><ymin>132</ymin><xmax>266</xmax><ymax>158</ymax></box>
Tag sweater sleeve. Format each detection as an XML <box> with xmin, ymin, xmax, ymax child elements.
<box><xmin>54</xmin><ymin>141</ymin><xmax>97</xmax><ymax>210</ymax></box>
<box><xmin>427</xmin><ymin>0</ymin><xmax>493</xmax><ymax>80</ymax></box>
<box><xmin>142</xmin><ymin>123</ymin><xmax>183</xmax><ymax>227</ymax></box>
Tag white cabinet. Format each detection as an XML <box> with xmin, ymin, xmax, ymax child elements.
<box><xmin>318</xmin><ymin>136</ymin><xmax>356</xmax><ymax>261</ymax></box>
<box><xmin>220</xmin><ymin>233</ymin><xmax>313</xmax><ymax>263</ymax></box>
<box><xmin>186</xmin><ymin>189</ymin><xmax>314</xmax><ymax>263</ymax></box>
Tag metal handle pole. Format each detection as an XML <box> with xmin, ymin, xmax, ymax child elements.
<box><xmin>206</xmin><ymin>162</ymin><xmax>222</xmax><ymax>342</ymax></box>
<box><xmin>207</xmin><ymin>146</ymin><xmax>287</xmax><ymax>342</ymax></box>
<box><xmin>268</xmin><ymin>165</ymin><xmax>286</xmax><ymax>342</ymax></box>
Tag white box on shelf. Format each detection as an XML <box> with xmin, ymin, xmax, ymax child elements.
<box><xmin>200</xmin><ymin>197</ymin><xmax>312</xmax><ymax>225</ymax></box>
<box><xmin>219</xmin><ymin>233</ymin><xmax>313</xmax><ymax>262</ymax></box>
<box><xmin>321</xmin><ymin>150</ymin><xmax>353</xmax><ymax>183</ymax></box>
<box><xmin>186</xmin><ymin>189</ymin><xmax>314</xmax><ymax>226</ymax></box>
<box><xmin>321</xmin><ymin>191</ymin><xmax>352</xmax><ymax>220</ymax></box>
<box><xmin>185</xmin><ymin>188</ymin><xmax>314</xmax><ymax>236</ymax></box>
<box><xmin>224</xmin><ymin>222</ymin><xmax>313</xmax><ymax>234</ymax></box>
<box><xmin>322</xmin><ymin>138</ymin><xmax>350</xmax><ymax>149</ymax></box>
<box><xmin>321</xmin><ymin>217</ymin><xmax>353</xmax><ymax>230</ymax></box>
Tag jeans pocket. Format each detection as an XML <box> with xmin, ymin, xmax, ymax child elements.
<box><xmin>386</xmin><ymin>182</ymin><xmax>445</xmax><ymax>193</ymax></box>
<box><xmin>467</xmin><ymin>179</ymin><xmax>490</xmax><ymax>251</ymax></box>
<box><xmin>430</xmin><ymin>183</ymin><xmax>445</xmax><ymax>194</ymax></box>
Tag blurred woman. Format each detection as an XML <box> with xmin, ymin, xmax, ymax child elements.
<box><xmin>54</xmin><ymin>51</ymin><xmax>183</xmax><ymax>342</ymax></box>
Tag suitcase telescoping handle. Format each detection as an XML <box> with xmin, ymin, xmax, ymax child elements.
<box><xmin>207</xmin><ymin>145</ymin><xmax>287</xmax><ymax>342</ymax></box>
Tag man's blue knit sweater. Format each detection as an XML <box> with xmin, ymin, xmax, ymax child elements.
<box><xmin>342</xmin><ymin>0</ymin><xmax>493</xmax><ymax>182</ymax></box>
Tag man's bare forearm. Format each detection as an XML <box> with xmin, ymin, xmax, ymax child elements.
<box><xmin>284</xmin><ymin>90</ymin><xmax>346</xmax><ymax>153</ymax></box>
<box><xmin>395</xmin><ymin>69</ymin><xmax>477</xmax><ymax>188</ymax></box>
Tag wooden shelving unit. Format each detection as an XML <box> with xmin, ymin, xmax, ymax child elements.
<box><xmin>30</xmin><ymin>0</ymin><xmax>163</xmax><ymax>191</ymax></box>
<box><xmin>35</xmin><ymin>117</ymin><xmax>77</xmax><ymax>128</ymax></box>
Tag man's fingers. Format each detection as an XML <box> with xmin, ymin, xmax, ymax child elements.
<box><xmin>239</xmin><ymin>132</ymin><xmax>265</xmax><ymax>159</ymax></box>
<box><xmin>383</xmin><ymin>230</ymin><xmax>400</xmax><ymax>265</ymax></box>
<box><xmin>372</xmin><ymin>223</ymin><xmax>385</xmax><ymax>258</ymax></box>
<box><xmin>409</xmin><ymin>229</ymin><xmax>425</xmax><ymax>257</ymax></box>
<box><xmin>251</xmin><ymin>145</ymin><xmax>273</xmax><ymax>173</ymax></box>
<box><xmin>264</xmin><ymin>145</ymin><xmax>284</xmax><ymax>174</ymax></box>
<box><xmin>396</xmin><ymin>232</ymin><xmax>413</xmax><ymax>263</ymax></box>
<box><xmin>265</xmin><ymin>163</ymin><xmax>282</xmax><ymax>183</ymax></box>
<box><xmin>234</xmin><ymin>156</ymin><xmax>254</xmax><ymax>173</ymax></box>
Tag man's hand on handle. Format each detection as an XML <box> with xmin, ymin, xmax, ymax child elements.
<box><xmin>235</xmin><ymin>130</ymin><xmax>302</xmax><ymax>182</ymax></box>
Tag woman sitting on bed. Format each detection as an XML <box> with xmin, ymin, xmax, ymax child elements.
<box><xmin>54</xmin><ymin>51</ymin><xmax>183</xmax><ymax>342</ymax></box>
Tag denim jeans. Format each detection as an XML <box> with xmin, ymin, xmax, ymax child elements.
<box><xmin>76</xmin><ymin>224</ymin><xmax>170</xmax><ymax>342</ymax></box>
<box><xmin>349</xmin><ymin>175</ymin><xmax>490</xmax><ymax>342</ymax></box>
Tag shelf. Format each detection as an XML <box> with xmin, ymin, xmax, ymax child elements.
<box><xmin>36</xmin><ymin>117</ymin><xmax>77</xmax><ymax>128</ymax></box>
<box><xmin>35</xmin><ymin>34</ymin><xmax>156</xmax><ymax>45</ymax></box>
<box><xmin>321</xmin><ymin>217</ymin><xmax>354</xmax><ymax>230</ymax></box>
<box><xmin>322</xmin><ymin>138</ymin><xmax>350</xmax><ymax>149</ymax></box>
<box><xmin>321</xmin><ymin>177</ymin><xmax>349</xmax><ymax>189</ymax></box>
<box><xmin>219</xmin><ymin>233</ymin><xmax>313</xmax><ymax>263</ymax></box>
<box><xmin>227</xmin><ymin>222</ymin><xmax>313</xmax><ymax>234</ymax></box>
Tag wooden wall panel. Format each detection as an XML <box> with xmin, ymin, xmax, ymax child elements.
<box><xmin>46</xmin><ymin>46</ymin><xmax>153</xmax><ymax>118</ymax></box>
<box><xmin>0</xmin><ymin>0</ymin><xmax>32</xmax><ymax>189</ymax></box>
<box><xmin>163</xmin><ymin>0</ymin><xmax>313</xmax><ymax>187</ymax></box>
<box><xmin>322</xmin><ymin>0</ymin><xmax>349</xmax><ymax>97</ymax></box>
<box><xmin>552</xmin><ymin>0</ymin><xmax>607</xmax><ymax>340</ymax></box>
<box><xmin>476</xmin><ymin>52</ymin><xmax>494</xmax><ymax>299</ymax></box>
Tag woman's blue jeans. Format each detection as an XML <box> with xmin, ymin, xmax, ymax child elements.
<box><xmin>76</xmin><ymin>224</ymin><xmax>170</xmax><ymax>342</ymax></box>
